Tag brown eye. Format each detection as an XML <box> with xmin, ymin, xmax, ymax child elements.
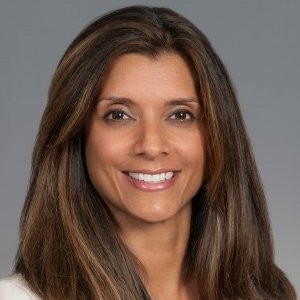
<box><xmin>104</xmin><ymin>110</ymin><xmax>131</xmax><ymax>121</ymax></box>
<box><xmin>169</xmin><ymin>110</ymin><xmax>194</xmax><ymax>121</ymax></box>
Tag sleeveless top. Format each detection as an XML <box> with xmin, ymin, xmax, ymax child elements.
<box><xmin>0</xmin><ymin>275</ymin><xmax>40</xmax><ymax>300</ymax></box>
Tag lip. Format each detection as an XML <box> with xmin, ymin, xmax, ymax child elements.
<box><xmin>122</xmin><ymin>170</ymin><xmax>180</xmax><ymax>192</ymax></box>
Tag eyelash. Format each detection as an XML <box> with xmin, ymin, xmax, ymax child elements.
<box><xmin>103</xmin><ymin>109</ymin><xmax>195</xmax><ymax>122</ymax></box>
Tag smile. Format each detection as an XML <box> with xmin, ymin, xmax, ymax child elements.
<box><xmin>123</xmin><ymin>170</ymin><xmax>179</xmax><ymax>192</ymax></box>
<box><xmin>128</xmin><ymin>171</ymin><xmax>174</xmax><ymax>183</ymax></box>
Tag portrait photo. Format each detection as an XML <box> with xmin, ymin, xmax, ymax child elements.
<box><xmin>0</xmin><ymin>1</ymin><xmax>299</xmax><ymax>299</ymax></box>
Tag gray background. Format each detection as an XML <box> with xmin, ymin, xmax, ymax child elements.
<box><xmin>0</xmin><ymin>0</ymin><xmax>299</xmax><ymax>296</ymax></box>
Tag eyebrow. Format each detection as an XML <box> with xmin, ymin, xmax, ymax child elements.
<box><xmin>98</xmin><ymin>96</ymin><xmax>200</xmax><ymax>106</ymax></box>
<box><xmin>98</xmin><ymin>96</ymin><xmax>135</xmax><ymax>105</ymax></box>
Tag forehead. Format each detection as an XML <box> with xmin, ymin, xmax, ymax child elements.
<box><xmin>99</xmin><ymin>52</ymin><xmax>197</xmax><ymax>102</ymax></box>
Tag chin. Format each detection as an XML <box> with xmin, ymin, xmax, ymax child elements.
<box><xmin>126</xmin><ymin>202</ymin><xmax>191</xmax><ymax>225</ymax></box>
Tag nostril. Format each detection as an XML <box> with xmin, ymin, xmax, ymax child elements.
<box><xmin>132</xmin><ymin>140</ymin><xmax>170</xmax><ymax>159</ymax></box>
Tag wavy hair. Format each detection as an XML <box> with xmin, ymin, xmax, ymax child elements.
<box><xmin>14</xmin><ymin>5</ymin><xmax>296</xmax><ymax>299</ymax></box>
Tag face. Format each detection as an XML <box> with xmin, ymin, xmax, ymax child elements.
<box><xmin>85</xmin><ymin>52</ymin><xmax>206</xmax><ymax>226</ymax></box>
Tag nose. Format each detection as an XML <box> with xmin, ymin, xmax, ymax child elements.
<box><xmin>132</xmin><ymin>120</ymin><xmax>171</xmax><ymax>160</ymax></box>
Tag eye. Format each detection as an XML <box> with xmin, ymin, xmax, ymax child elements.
<box><xmin>103</xmin><ymin>110</ymin><xmax>131</xmax><ymax>121</ymax></box>
<box><xmin>169</xmin><ymin>110</ymin><xmax>194</xmax><ymax>121</ymax></box>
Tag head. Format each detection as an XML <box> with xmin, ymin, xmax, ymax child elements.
<box><xmin>84</xmin><ymin>51</ymin><xmax>206</xmax><ymax>227</ymax></box>
<box><xmin>15</xmin><ymin>5</ymin><xmax>296</xmax><ymax>300</ymax></box>
<box><xmin>32</xmin><ymin>4</ymin><xmax>241</xmax><ymax>215</ymax></box>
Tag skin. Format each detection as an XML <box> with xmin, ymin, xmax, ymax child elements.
<box><xmin>85</xmin><ymin>52</ymin><xmax>206</xmax><ymax>299</ymax></box>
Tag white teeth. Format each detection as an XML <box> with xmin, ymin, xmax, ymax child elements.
<box><xmin>144</xmin><ymin>174</ymin><xmax>151</xmax><ymax>181</ymax></box>
<box><xmin>165</xmin><ymin>172</ymin><xmax>173</xmax><ymax>180</ymax></box>
<box><xmin>152</xmin><ymin>174</ymin><xmax>160</xmax><ymax>182</ymax></box>
<box><xmin>128</xmin><ymin>171</ymin><xmax>174</xmax><ymax>183</ymax></box>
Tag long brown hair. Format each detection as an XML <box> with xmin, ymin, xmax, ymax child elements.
<box><xmin>14</xmin><ymin>5</ymin><xmax>296</xmax><ymax>299</ymax></box>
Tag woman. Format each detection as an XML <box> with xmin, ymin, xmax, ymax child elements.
<box><xmin>0</xmin><ymin>5</ymin><xmax>296</xmax><ymax>300</ymax></box>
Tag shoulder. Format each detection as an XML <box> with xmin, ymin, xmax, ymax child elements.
<box><xmin>0</xmin><ymin>275</ymin><xmax>40</xmax><ymax>300</ymax></box>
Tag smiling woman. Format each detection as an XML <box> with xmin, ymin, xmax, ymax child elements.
<box><xmin>85</xmin><ymin>53</ymin><xmax>206</xmax><ymax>226</ymax></box>
<box><xmin>0</xmin><ymin>5</ymin><xmax>296</xmax><ymax>300</ymax></box>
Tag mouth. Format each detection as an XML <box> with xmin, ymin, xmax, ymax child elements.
<box><xmin>122</xmin><ymin>170</ymin><xmax>180</xmax><ymax>191</ymax></box>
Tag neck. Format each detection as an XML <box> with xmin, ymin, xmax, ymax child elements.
<box><xmin>117</xmin><ymin>204</ymin><xmax>196</xmax><ymax>299</ymax></box>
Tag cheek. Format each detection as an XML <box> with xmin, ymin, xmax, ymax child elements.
<box><xmin>175</xmin><ymin>130</ymin><xmax>206</xmax><ymax>166</ymax></box>
<box><xmin>84</xmin><ymin>128</ymin><xmax>126</xmax><ymax>199</ymax></box>
<box><xmin>176</xmin><ymin>130</ymin><xmax>207</xmax><ymax>193</ymax></box>
<box><xmin>85</xmin><ymin>127</ymin><xmax>126</xmax><ymax>169</ymax></box>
